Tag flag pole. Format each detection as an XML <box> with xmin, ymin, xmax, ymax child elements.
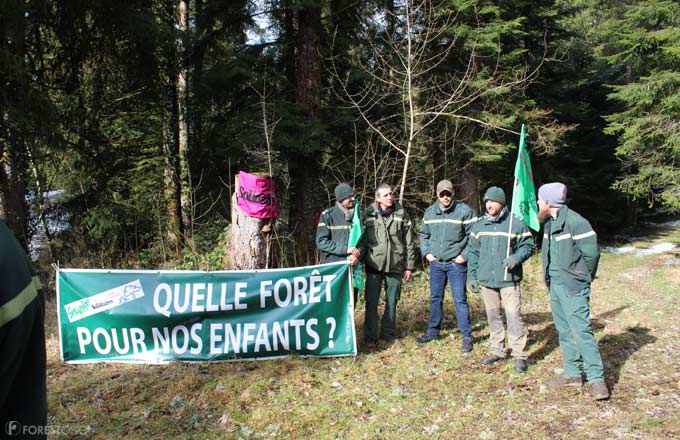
<box><xmin>504</xmin><ymin>124</ymin><xmax>525</xmax><ymax>281</ymax></box>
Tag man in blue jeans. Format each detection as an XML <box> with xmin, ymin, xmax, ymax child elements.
<box><xmin>417</xmin><ymin>180</ymin><xmax>477</xmax><ymax>351</ymax></box>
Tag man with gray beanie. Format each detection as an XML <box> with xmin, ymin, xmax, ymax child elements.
<box><xmin>537</xmin><ymin>182</ymin><xmax>608</xmax><ymax>400</ymax></box>
<box><xmin>417</xmin><ymin>179</ymin><xmax>477</xmax><ymax>352</ymax></box>
<box><xmin>316</xmin><ymin>183</ymin><xmax>364</xmax><ymax>303</ymax></box>
<box><xmin>463</xmin><ymin>186</ymin><xmax>534</xmax><ymax>372</ymax></box>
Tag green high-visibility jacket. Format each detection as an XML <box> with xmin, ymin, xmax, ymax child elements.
<box><xmin>0</xmin><ymin>220</ymin><xmax>43</xmax><ymax>328</ymax></box>
<box><xmin>419</xmin><ymin>200</ymin><xmax>477</xmax><ymax>262</ymax></box>
<box><xmin>362</xmin><ymin>202</ymin><xmax>416</xmax><ymax>274</ymax></box>
<box><xmin>316</xmin><ymin>204</ymin><xmax>365</xmax><ymax>263</ymax></box>
<box><xmin>464</xmin><ymin>209</ymin><xmax>535</xmax><ymax>288</ymax></box>
<box><xmin>541</xmin><ymin>205</ymin><xmax>600</xmax><ymax>293</ymax></box>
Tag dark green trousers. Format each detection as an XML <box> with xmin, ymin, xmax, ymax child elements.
<box><xmin>364</xmin><ymin>271</ymin><xmax>402</xmax><ymax>341</ymax></box>
<box><xmin>0</xmin><ymin>293</ymin><xmax>47</xmax><ymax>439</ymax></box>
<box><xmin>549</xmin><ymin>282</ymin><xmax>604</xmax><ymax>383</ymax></box>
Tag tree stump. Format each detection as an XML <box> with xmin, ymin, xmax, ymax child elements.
<box><xmin>227</xmin><ymin>174</ymin><xmax>272</xmax><ymax>269</ymax></box>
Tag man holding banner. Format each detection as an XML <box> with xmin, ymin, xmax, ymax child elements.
<box><xmin>362</xmin><ymin>183</ymin><xmax>416</xmax><ymax>345</ymax></box>
<box><xmin>316</xmin><ymin>183</ymin><xmax>363</xmax><ymax>304</ymax></box>
<box><xmin>464</xmin><ymin>187</ymin><xmax>534</xmax><ymax>372</ymax></box>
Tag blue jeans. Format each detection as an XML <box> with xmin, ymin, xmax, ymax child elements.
<box><xmin>426</xmin><ymin>261</ymin><xmax>471</xmax><ymax>338</ymax></box>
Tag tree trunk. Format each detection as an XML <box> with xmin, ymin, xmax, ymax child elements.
<box><xmin>162</xmin><ymin>109</ymin><xmax>181</xmax><ymax>249</ymax></box>
<box><xmin>0</xmin><ymin>0</ymin><xmax>29</xmax><ymax>250</ymax></box>
<box><xmin>0</xmin><ymin>157</ymin><xmax>28</xmax><ymax>249</ymax></box>
<box><xmin>177</xmin><ymin>0</ymin><xmax>192</xmax><ymax>244</ymax></box>
<box><xmin>459</xmin><ymin>163</ymin><xmax>480</xmax><ymax>215</ymax></box>
<box><xmin>294</xmin><ymin>5</ymin><xmax>321</xmax><ymax>117</ymax></box>
<box><xmin>227</xmin><ymin>175</ymin><xmax>270</xmax><ymax>269</ymax></box>
<box><xmin>288</xmin><ymin>3</ymin><xmax>324</xmax><ymax>263</ymax></box>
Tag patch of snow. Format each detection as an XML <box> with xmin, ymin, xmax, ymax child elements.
<box><xmin>636</xmin><ymin>243</ymin><xmax>676</xmax><ymax>256</ymax></box>
<box><xmin>602</xmin><ymin>246</ymin><xmax>636</xmax><ymax>254</ymax></box>
<box><xmin>640</xmin><ymin>220</ymin><xmax>680</xmax><ymax>229</ymax></box>
<box><xmin>602</xmin><ymin>243</ymin><xmax>676</xmax><ymax>256</ymax></box>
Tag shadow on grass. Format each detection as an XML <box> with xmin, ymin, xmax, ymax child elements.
<box><xmin>526</xmin><ymin>304</ymin><xmax>631</xmax><ymax>363</ymax></box>
<box><xmin>599</xmin><ymin>326</ymin><xmax>656</xmax><ymax>387</ymax></box>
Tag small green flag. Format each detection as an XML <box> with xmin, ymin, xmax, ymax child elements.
<box><xmin>348</xmin><ymin>200</ymin><xmax>365</xmax><ymax>291</ymax></box>
<box><xmin>512</xmin><ymin>124</ymin><xmax>540</xmax><ymax>231</ymax></box>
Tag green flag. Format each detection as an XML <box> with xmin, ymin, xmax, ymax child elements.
<box><xmin>512</xmin><ymin>124</ymin><xmax>540</xmax><ymax>231</ymax></box>
<box><xmin>348</xmin><ymin>200</ymin><xmax>365</xmax><ymax>290</ymax></box>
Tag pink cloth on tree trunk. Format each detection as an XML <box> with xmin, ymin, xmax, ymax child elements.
<box><xmin>236</xmin><ymin>171</ymin><xmax>278</xmax><ymax>219</ymax></box>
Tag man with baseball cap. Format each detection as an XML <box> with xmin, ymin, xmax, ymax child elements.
<box><xmin>464</xmin><ymin>186</ymin><xmax>534</xmax><ymax>372</ymax></box>
<box><xmin>417</xmin><ymin>179</ymin><xmax>477</xmax><ymax>352</ymax></box>
<box><xmin>537</xmin><ymin>182</ymin><xmax>608</xmax><ymax>400</ymax></box>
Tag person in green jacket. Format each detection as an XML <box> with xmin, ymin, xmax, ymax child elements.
<box><xmin>362</xmin><ymin>183</ymin><xmax>416</xmax><ymax>346</ymax></box>
<box><xmin>417</xmin><ymin>180</ymin><xmax>477</xmax><ymax>352</ymax></box>
<box><xmin>316</xmin><ymin>183</ymin><xmax>363</xmax><ymax>304</ymax></box>
<box><xmin>538</xmin><ymin>182</ymin><xmax>608</xmax><ymax>401</ymax></box>
<box><xmin>0</xmin><ymin>220</ymin><xmax>47</xmax><ymax>439</ymax></box>
<box><xmin>464</xmin><ymin>187</ymin><xmax>534</xmax><ymax>372</ymax></box>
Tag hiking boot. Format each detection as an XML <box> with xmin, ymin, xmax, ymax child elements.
<box><xmin>380</xmin><ymin>335</ymin><xmax>397</xmax><ymax>344</ymax></box>
<box><xmin>461</xmin><ymin>338</ymin><xmax>473</xmax><ymax>353</ymax></box>
<box><xmin>416</xmin><ymin>333</ymin><xmax>440</xmax><ymax>344</ymax></box>
<box><xmin>365</xmin><ymin>338</ymin><xmax>377</xmax><ymax>348</ymax></box>
<box><xmin>481</xmin><ymin>354</ymin><xmax>504</xmax><ymax>366</ymax></box>
<box><xmin>546</xmin><ymin>373</ymin><xmax>583</xmax><ymax>387</ymax></box>
<box><xmin>513</xmin><ymin>359</ymin><xmax>528</xmax><ymax>373</ymax></box>
<box><xmin>590</xmin><ymin>381</ymin><xmax>610</xmax><ymax>400</ymax></box>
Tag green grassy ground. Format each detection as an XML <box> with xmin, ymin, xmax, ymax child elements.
<box><xmin>45</xmin><ymin>230</ymin><xmax>680</xmax><ymax>439</ymax></box>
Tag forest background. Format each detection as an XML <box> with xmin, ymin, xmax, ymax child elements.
<box><xmin>1</xmin><ymin>0</ymin><xmax>679</xmax><ymax>270</ymax></box>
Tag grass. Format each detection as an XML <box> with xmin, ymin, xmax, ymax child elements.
<box><xmin>45</xmin><ymin>229</ymin><xmax>680</xmax><ymax>439</ymax></box>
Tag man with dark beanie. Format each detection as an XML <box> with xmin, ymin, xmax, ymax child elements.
<box><xmin>464</xmin><ymin>186</ymin><xmax>534</xmax><ymax>372</ymax></box>
<box><xmin>537</xmin><ymin>182</ymin><xmax>608</xmax><ymax>400</ymax></box>
<box><xmin>417</xmin><ymin>179</ymin><xmax>477</xmax><ymax>352</ymax></box>
<box><xmin>0</xmin><ymin>220</ymin><xmax>47</xmax><ymax>439</ymax></box>
<box><xmin>316</xmin><ymin>183</ymin><xmax>364</xmax><ymax>304</ymax></box>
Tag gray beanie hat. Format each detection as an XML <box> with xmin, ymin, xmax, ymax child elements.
<box><xmin>334</xmin><ymin>183</ymin><xmax>354</xmax><ymax>201</ymax></box>
<box><xmin>483</xmin><ymin>186</ymin><xmax>506</xmax><ymax>205</ymax></box>
<box><xmin>538</xmin><ymin>182</ymin><xmax>567</xmax><ymax>207</ymax></box>
<box><xmin>436</xmin><ymin>179</ymin><xmax>454</xmax><ymax>195</ymax></box>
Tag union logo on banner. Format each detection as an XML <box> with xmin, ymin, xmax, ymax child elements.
<box><xmin>236</xmin><ymin>171</ymin><xmax>279</xmax><ymax>219</ymax></box>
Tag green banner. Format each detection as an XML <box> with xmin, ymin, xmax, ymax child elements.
<box><xmin>57</xmin><ymin>262</ymin><xmax>357</xmax><ymax>363</ymax></box>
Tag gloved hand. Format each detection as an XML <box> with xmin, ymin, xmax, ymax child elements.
<box><xmin>467</xmin><ymin>278</ymin><xmax>481</xmax><ymax>293</ymax></box>
<box><xmin>503</xmin><ymin>254</ymin><xmax>522</xmax><ymax>270</ymax></box>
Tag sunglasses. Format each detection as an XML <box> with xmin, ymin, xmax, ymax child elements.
<box><xmin>438</xmin><ymin>191</ymin><xmax>452</xmax><ymax>198</ymax></box>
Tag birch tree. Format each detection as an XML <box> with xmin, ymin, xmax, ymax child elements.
<box><xmin>331</xmin><ymin>0</ymin><xmax>544</xmax><ymax>203</ymax></box>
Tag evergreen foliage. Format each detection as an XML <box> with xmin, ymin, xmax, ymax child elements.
<box><xmin>2</xmin><ymin>0</ymin><xmax>678</xmax><ymax>265</ymax></box>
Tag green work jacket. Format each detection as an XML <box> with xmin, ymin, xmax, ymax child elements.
<box><xmin>0</xmin><ymin>220</ymin><xmax>43</xmax><ymax>328</ymax></box>
<box><xmin>419</xmin><ymin>200</ymin><xmax>477</xmax><ymax>262</ymax></box>
<box><xmin>541</xmin><ymin>205</ymin><xmax>600</xmax><ymax>293</ymax></box>
<box><xmin>463</xmin><ymin>209</ymin><xmax>535</xmax><ymax>288</ymax></box>
<box><xmin>316</xmin><ymin>204</ymin><xmax>365</xmax><ymax>263</ymax></box>
<box><xmin>363</xmin><ymin>202</ymin><xmax>416</xmax><ymax>274</ymax></box>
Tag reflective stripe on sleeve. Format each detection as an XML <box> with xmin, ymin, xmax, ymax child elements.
<box><xmin>0</xmin><ymin>278</ymin><xmax>39</xmax><ymax>327</ymax></box>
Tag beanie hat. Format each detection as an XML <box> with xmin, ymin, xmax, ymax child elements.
<box><xmin>483</xmin><ymin>186</ymin><xmax>506</xmax><ymax>205</ymax></box>
<box><xmin>538</xmin><ymin>182</ymin><xmax>567</xmax><ymax>207</ymax></box>
<box><xmin>436</xmin><ymin>179</ymin><xmax>454</xmax><ymax>195</ymax></box>
<box><xmin>334</xmin><ymin>183</ymin><xmax>354</xmax><ymax>201</ymax></box>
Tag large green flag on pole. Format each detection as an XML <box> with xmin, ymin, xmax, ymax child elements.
<box><xmin>511</xmin><ymin>124</ymin><xmax>540</xmax><ymax>231</ymax></box>
<box><xmin>348</xmin><ymin>200</ymin><xmax>365</xmax><ymax>290</ymax></box>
